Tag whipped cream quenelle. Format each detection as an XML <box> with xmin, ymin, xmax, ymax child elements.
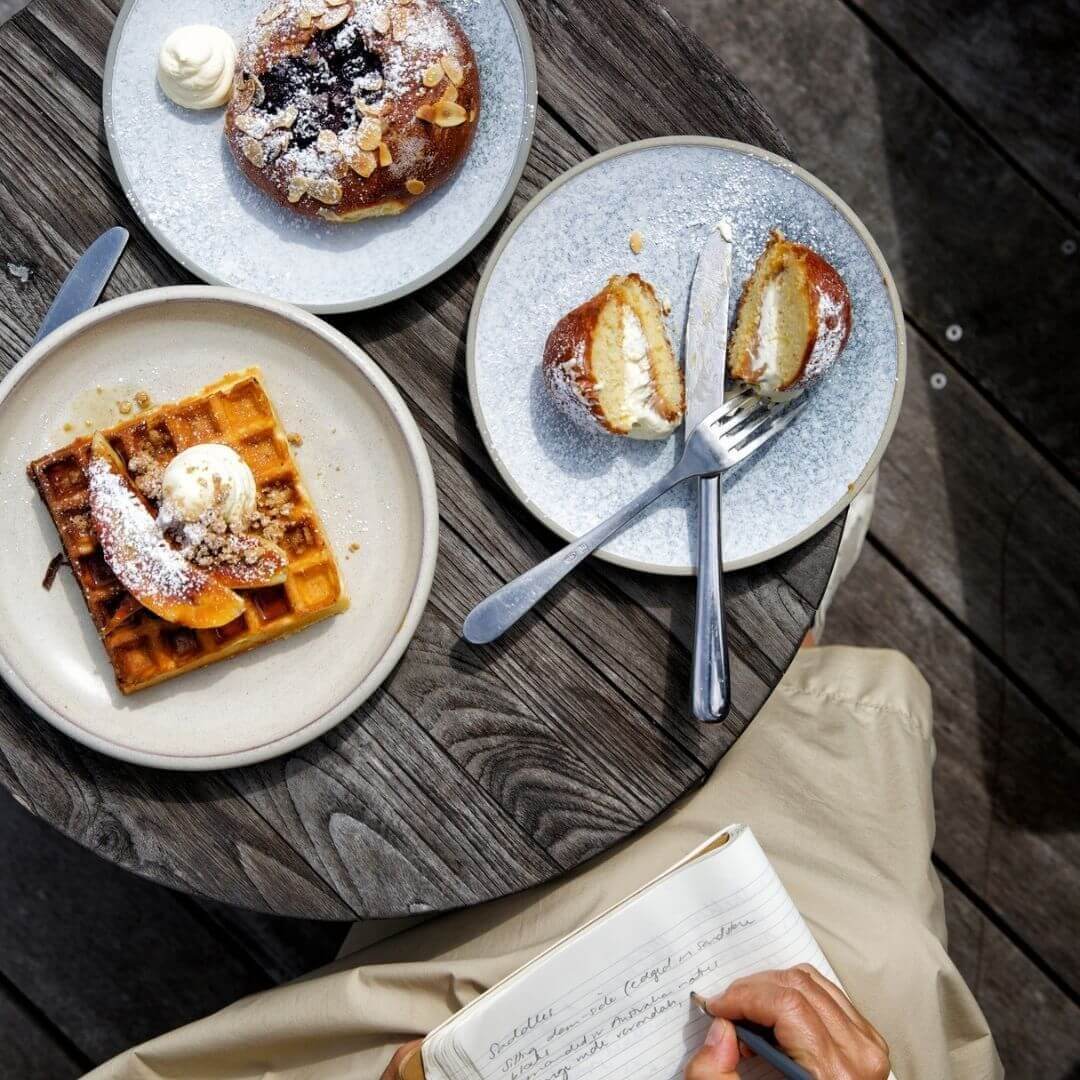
<box><xmin>160</xmin><ymin>444</ymin><xmax>257</xmax><ymax>531</ymax></box>
<box><xmin>157</xmin><ymin>25</ymin><xmax>237</xmax><ymax>110</ymax></box>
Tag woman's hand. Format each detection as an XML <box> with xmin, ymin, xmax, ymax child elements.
<box><xmin>685</xmin><ymin>965</ymin><xmax>890</xmax><ymax>1080</ymax></box>
<box><xmin>381</xmin><ymin>1040</ymin><xmax>424</xmax><ymax>1080</ymax></box>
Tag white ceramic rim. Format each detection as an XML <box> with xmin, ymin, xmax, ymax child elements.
<box><xmin>0</xmin><ymin>286</ymin><xmax>440</xmax><ymax>770</ymax></box>
<box><xmin>467</xmin><ymin>136</ymin><xmax>907</xmax><ymax>576</ymax></box>
<box><xmin>102</xmin><ymin>0</ymin><xmax>539</xmax><ymax>315</ymax></box>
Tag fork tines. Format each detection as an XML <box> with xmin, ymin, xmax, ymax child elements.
<box><xmin>713</xmin><ymin>388</ymin><xmax>808</xmax><ymax>466</ymax></box>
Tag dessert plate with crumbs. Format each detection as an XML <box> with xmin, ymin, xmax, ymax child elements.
<box><xmin>468</xmin><ymin>137</ymin><xmax>906</xmax><ymax>574</ymax></box>
<box><xmin>103</xmin><ymin>0</ymin><xmax>536</xmax><ymax>312</ymax></box>
<box><xmin>0</xmin><ymin>287</ymin><xmax>438</xmax><ymax>770</ymax></box>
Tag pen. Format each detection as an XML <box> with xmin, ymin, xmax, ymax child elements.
<box><xmin>690</xmin><ymin>991</ymin><xmax>813</xmax><ymax>1080</ymax></box>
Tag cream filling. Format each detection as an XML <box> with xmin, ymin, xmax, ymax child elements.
<box><xmin>621</xmin><ymin>308</ymin><xmax>677</xmax><ymax>439</ymax></box>
<box><xmin>751</xmin><ymin>279</ymin><xmax>785</xmax><ymax>395</ymax></box>
<box><xmin>157</xmin><ymin>25</ymin><xmax>237</xmax><ymax>110</ymax></box>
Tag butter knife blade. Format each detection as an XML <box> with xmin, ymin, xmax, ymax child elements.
<box><xmin>684</xmin><ymin>221</ymin><xmax>734</xmax><ymax>431</ymax></box>
<box><xmin>32</xmin><ymin>227</ymin><xmax>129</xmax><ymax>347</ymax></box>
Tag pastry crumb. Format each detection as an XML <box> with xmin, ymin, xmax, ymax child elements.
<box><xmin>348</xmin><ymin>542</ymin><xmax>360</xmax><ymax>554</ymax></box>
<box><xmin>629</xmin><ymin>231</ymin><xmax>644</xmax><ymax>254</ymax></box>
<box><xmin>287</xmin><ymin>432</ymin><xmax>303</xmax><ymax>447</ymax></box>
<box><xmin>118</xmin><ymin>400</ymin><xmax>133</xmax><ymax>415</ymax></box>
<box><xmin>134</xmin><ymin>390</ymin><xmax>151</xmax><ymax>410</ymax></box>
<box><xmin>63</xmin><ymin>422</ymin><xmax>73</xmax><ymax>433</ymax></box>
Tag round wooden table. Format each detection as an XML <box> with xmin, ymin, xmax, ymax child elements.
<box><xmin>0</xmin><ymin>0</ymin><xmax>841</xmax><ymax>919</ymax></box>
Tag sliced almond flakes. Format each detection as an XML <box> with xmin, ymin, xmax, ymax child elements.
<box><xmin>440</xmin><ymin>55</ymin><xmax>464</xmax><ymax>86</ymax></box>
<box><xmin>417</xmin><ymin>99</ymin><xmax>468</xmax><ymax>127</ymax></box>
<box><xmin>234</xmin><ymin>113</ymin><xmax>269</xmax><ymax>138</ymax></box>
<box><xmin>287</xmin><ymin>176</ymin><xmax>311</xmax><ymax>203</ymax></box>
<box><xmin>390</xmin><ymin>5</ymin><xmax>409</xmax><ymax>39</ymax></box>
<box><xmin>317</xmin><ymin>5</ymin><xmax>349</xmax><ymax>29</ymax></box>
<box><xmin>357</xmin><ymin>117</ymin><xmax>383</xmax><ymax>151</ymax></box>
<box><xmin>240</xmin><ymin>137</ymin><xmax>266</xmax><ymax>167</ymax></box>
<box><xmin>378</xmin><ymin>142</ymin><xmax>393</xmax><ymax>167</ymax></box>
<box><xmin>406</xmin><ymin>178</ymin><xmax>426</xmax><ymax>195</ymax></box>
<box><xmin>310</xmin><ymin>178</ymin><xmax>343</xmax><ymax>205</ymax></box>
<box><xmin>272</xmin><ymin>105</ymin><xmax>298</xmax><ymax>130</ymax></box>
<box><xmin>348</xmin><ymin>150</ymin><xmax>377</xmax><ymax>177</ymax></box>
<box><xmin>257</xmin><ymin>3</ymin><xmax>286</xmax><ymax>24</ymax></box>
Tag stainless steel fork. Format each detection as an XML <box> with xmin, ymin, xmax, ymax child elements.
<box><xmin>462</xmin><ymin>389</ymin><xmax>806</xmax><ymax>645</ymax></box>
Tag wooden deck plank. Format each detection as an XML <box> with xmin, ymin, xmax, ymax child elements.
<box><xmin>666</xmin><ymin>0</ymin><xmax>1080</xmax><ymax>473</ymax></box>
<box><xmin>0</xmin><ymin>974</ymin><xmax>84</xmax><ymax>1079</ymax></box>
<box><xmin>942</xmin><ymin>877</ymin><xmax>1080</xmax><ymax>1078</ymax></box>
<box><xmin>826</xmin><ymin>543</ymin><xmax>1080</xmax><ymax>995</ymax></box>
<box><xmin>850</xmin><ymin>0</ymin><xmax>1080</xmax><ymax>215</ymax></box>
<box><xmin>874</xmin><ymin>326</ymin><xmax>1080</xmax><ymax>732</ymax></box>
<box><xmin>0</xmin><ymin>792</ymin><xmax>271</xmax><ymax>1063</ymax></box>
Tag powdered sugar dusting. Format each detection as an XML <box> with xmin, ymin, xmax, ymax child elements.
<box><xmin>105</xmin><ymin>0</ymin><xmax>533</xmax><ymax>308</ymax></box>
<box><xmin>804</xmin><ymin>287</ymin><xmax>849</xmax><ymax>383</ymax></box>
<box><xmin>472</xmin><ymin>142</ymin><xmax>901</xmax><ymax>571</ymax></box>
<box><xmin>87</xmin><ymin>456</ymin><xmax>207</xmax><ymax>603</ymax></box>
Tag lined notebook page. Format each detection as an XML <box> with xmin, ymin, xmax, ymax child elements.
<box><xmin>425</xmin><ymin>826</ymin><xmax>838</xmax><ymax>1080</ymax></box>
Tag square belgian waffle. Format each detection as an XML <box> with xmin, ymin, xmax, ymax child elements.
<box><xmin>28</xmin><ymin>368</ymin><xmax>348</xmax><ymax>694</ymax></box>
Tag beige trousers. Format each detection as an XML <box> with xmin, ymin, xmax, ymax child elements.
<box><xmin>87</xmin><ymin>647</ymin><xmax>1001</xmax><ymax>1080</ymax></box>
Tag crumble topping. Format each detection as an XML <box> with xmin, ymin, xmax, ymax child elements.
<box><xmin>127</xmin><ymin>453</ymin><xmax>285</xmax><ymax>571</ymax></box>
<box><xmin>250</xmin><ymin>485</ymin><xmax>295</xmax><ymax>544</ymax></box>
<box><xmin>128</xmin><ymin>452</ymin><xmax>164</xmax><ymax>501</ymax></box>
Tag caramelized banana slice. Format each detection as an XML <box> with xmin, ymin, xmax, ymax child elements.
<box><xmin>87</xmin><ymin>435</ymin><xmax>245</xmax><ymax>630</ymax></box>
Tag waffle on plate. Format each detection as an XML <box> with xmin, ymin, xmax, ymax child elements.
<box><xmin>28</xmin><ymin>368</ymin><xmax>348</xmax><ymax>694</ymax></box>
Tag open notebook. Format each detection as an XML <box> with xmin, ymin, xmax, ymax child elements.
<box><xmin>400</xmin><ymin>824</ymin><xmax>842</xmax><ymax>1080</ymax></box>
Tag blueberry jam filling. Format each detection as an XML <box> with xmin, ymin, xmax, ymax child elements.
<box><xmin>258</xmin><ymin>26</ymin><xmax>385</xmax><ymax>151</ymax></box>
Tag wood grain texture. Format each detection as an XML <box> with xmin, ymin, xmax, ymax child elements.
<box><xmin>669</xmin><ymin>0</ymin><xmax>1080</xmax><ymax>473</ymax></box>
<box><xmin>875</xmin><ymin>326</ymin><xmax>1080</xmax><ymax>732</ymax></box>
<box><xmin>942</xmin><ymin>877</ymin><xmax>1080</xmax><ymax>1078</ymax></box>
<box><xmin>0</xmin><ymin>0</ymin><xmax>839</xmax><ymax>918</ymax></box>
<box><xmin>851</xmin><ymin>0</ymin><xmax>1080</xmax><ymax>214</ymax></box>
<box><xmin>0</xmin><ymin>791</ymin><xmax>271</xmax><ymax>1063</ymax></box>
<box><xmin>0</xmin><ymin>971</ymin><xmax>85</xmax><ymax>1080</ymax></box>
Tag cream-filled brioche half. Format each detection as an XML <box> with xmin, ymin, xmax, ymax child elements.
<box><xmin>728</xmin><ymin>231</ymin><xmax>852</xmax><ymax>399</ymax></box>
<box><xmin>543</xmin><ymin>274</ymin><xmax>685</xmax><ymax>439</ymax></box>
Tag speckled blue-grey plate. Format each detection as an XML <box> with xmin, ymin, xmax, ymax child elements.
<box><xmin>103</xmin><ymin>0</ymin><xmax>536</xmax><ymax>313</ymax></box>
<box><xmin>468</xmin><ymin>138</ymin><xmax>905</xmax><ymax>574</ymax></box>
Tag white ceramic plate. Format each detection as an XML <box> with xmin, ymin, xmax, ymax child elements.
<box><xmin>0</xmin><ymin>288</ymin><xmax>439</xmax><ymax>770</ymax></box>
<box><xmin>468</xmin><ymin>138</ymin><xmax>906</xmax><ymax>574</ymax></box>
<box><xmin>103</xmin><ymin>0</ymin><xmax>536</xmax><ymax>313</ymax></box>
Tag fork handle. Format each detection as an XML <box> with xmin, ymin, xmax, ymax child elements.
<box><xmin>691</xmin><ymin>476</ymin><xmax>731</xmax><ymax>722</ymax></box>
<box><xmin>463</xmin><ymin>467</ymin><xmax>691</xmax><ymax>645</ymax></box>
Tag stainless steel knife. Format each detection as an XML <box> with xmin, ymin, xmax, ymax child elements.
<box><xmin>684</xmin><ymin>221</ymin><xmax>734</xmax><ymax>723</ymax></box>
<box><xmin>31</xmin><ymin>227</ymin><xmax>129</xmax><ymax>346</ymax></box>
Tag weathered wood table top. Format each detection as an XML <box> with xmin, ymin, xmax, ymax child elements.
<box><xmin>0</xmin><ymin>0</ymin><xmax>841</xmax><ymax>918</ymax></box>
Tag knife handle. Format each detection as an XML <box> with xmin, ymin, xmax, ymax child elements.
<box><xmin>691</xmin><ymin>476</ymin><xmax>731</xmax><ymax>723</ymax></box>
